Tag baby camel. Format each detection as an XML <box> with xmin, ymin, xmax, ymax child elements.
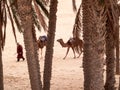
<box><xmin>57</xmin><ymin>37</ymin><xmax>83</xmax><ymax>59</ymax></box>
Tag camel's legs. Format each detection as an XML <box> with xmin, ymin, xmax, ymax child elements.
<box><xmin>63</xmin><ymin>47</ymin><xmax>70</xmax><ymax>59</ymax></box>
<box><xmin>71</xmin><ymin>47</ymin><xmax>76</xmax><ymax>59</ymax></box>
<box><xmin>77</xmin><ymin>47</ymin><xmax>83</xmax><ymax>58</ymax></box>
<box><xmin>77</xmin><ymin>52</ymin><xmax>82</xmax><ymax>58</ymax></box>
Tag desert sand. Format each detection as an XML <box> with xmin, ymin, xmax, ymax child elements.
<box><xmin>2</xmin><ymin>0</ymin><xmax>119</xmax><ymax>90</ymax></box>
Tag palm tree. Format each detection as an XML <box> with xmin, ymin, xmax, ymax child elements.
<box><xmin>0</xmin><ymin>0</ymin><xmax>18</xmax><ymax>89</ymax></box>
<box><xmin>115</xmin><ymin>3</ymin><xmax>120</xmax><ymax>75</ymax></box>
<box><xmin>82</xmin><ymin>0</ymin><xmax>106</xmax><ymax>89</ymax></box>
<box><xmin>73</xmin><ymin>0</ymin><xmax>119</xmax><ymax>89</ymax></box>
<box><xmin>17</xmin><ymin>0</ymin><xmax>42</xmax><ymax>90</ymax></box>
<box><xmin>43</xmin><ymin>0</ymin><xmax>58</xmax><ymax>89</ymax></box>
<box><xmin>104</xmin><ymin>19</ymin><xmax>116</xmax><ymax>90</ymax></box>
<box><xmin>0</xmin><ymin>0</ymin><xmax>49</xmax><ymax>89</ymax></box>
<box><xmin>0</xmin><ymin>3</ymin><xmax>4</xmax><ymax>89</ymax></box>
<box><xmin>9</xmin><ymin>0</ymin><xmax>49</xmax><ymax>32</ymax></box>
<box><xmin>104</xmin><ymin>0</ymin><xmax>119</xmax><ymax>89</ymax></box>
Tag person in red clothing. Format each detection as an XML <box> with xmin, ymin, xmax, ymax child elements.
<box><xmin>17</xmin><ymin>43</ymin><xmax>25</xmax><ymax>62</ymax></box>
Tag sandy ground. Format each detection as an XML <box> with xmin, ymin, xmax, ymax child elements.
<box><xmin>2</xmin><ymin>0</ymin><xmax>119</xmax><ymax>90</ymax></box>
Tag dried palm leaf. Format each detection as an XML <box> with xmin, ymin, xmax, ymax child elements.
<box><xmin>88</xmin><ymin>0</ymin><xmax>107</xmax><ymax>45</ymax></box>
<box><xmin>72</xmin><ymin>4</ymin><xmax>82</xmax><ymax>38</ymax></box>
<box><xmin>10</xmin><ymin>0</ymin><xmax>18</xmax><ymax>7</ymax></box>
<box><xmin>1</xmin><ymin>0</ymin><xmax>6</xmax><ymax>28</ymax></box>
<box><xmin>105</xmin><ymin>0</ymin><xmax>119</xmax><ymax>40</ymax></box>
<box><xmin>0</xmin><ymin>0</ymin><xmax>7</xmax><ymax>49</ymax></box>
<box><xmin>2</xmin><ymin>6</ymin><xmax>7</xmax><ymax>48</ymax></box>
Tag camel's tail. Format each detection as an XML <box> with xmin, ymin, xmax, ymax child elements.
<box><xmin>74</xmin><ymin>40</ymin><xmax>83</xmax><ymax>54</ymax></box>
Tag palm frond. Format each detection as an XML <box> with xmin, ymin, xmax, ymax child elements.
<box><xmin>36</xmin><ymin>0</ymin><xmax>49</xmax><ymax>18</ymax></box>
<box><xmin>72</xmin><ymin>0</ymin><xmax>77</xmax><ymax>12</ymax></box>
<box><xmin>33</xmin><ymin>0</ymin><xmax>48</xmax><ymax>32</ymax></box>
<box><xmin>32</xmin><ymin>6</ymin><xmax>41</xmax><ymax>31</ymax></box>
<box><xmin>1</xmin><ymin>1</ymin><xmax>5</xmax><ymax>27</ymax></box>
<box><xmin>105</xmin><ymin>0</ymin><xmax>119</xmax><ymax>40</ymax></box>
<box><xmin>9</xmin><ymin>0</ymin><xmax>18</xmax><ymax>9</ymax></box>
<box><xmin>72</xmin><ymin>4</ymin><xmax>82</xmax><ymax>38</ymax></box>
<box><xmin>6</xmin><ymin>0</ymin><xmax>17</xmax><ymax>44</ymax></box>
<box><xmin>118</xmin><ymin>4</ymin><xmax>120</xmax><ymax>16</ymax></box>
<box><xmin>9</xmin><ymin>0</ymin><xmax>23</xmax><ymax>32</ymax></box>
<box><xmin>41</xmin><ymin>0</ymin><xmax>50</xmax><ymax>5</ymax></box>
<box><xmin>0</xmin><ymin>0</ymin><xmax>7</xmax><ymax>49</ymax></box>
<box><xmin>2</xmin><ymin>6</ymin><xmax>7</xmax><ymax>48</ymax></box>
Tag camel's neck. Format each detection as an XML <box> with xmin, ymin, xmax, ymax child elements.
<box><xmin>58</xmin><ymin>40</ymin><xmax>67</xmax><ymax>47</ymax></box>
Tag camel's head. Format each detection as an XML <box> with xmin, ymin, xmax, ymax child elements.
<box><xmin>57</xmin><ymin>39</ymin><xmax>63</xmax><ymax>42</ymax></box>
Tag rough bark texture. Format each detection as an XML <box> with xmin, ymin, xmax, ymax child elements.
<box><xmin>104</xmin><ymin>21</ymin><xmax>116</xmax><ymax>90</ymax></box>
<box><xmin>104</xmin><ymin>1</ymin><xmax>117</xmax><ymax>89</ymax></box>
<box><xmin>0</xmin><ymin>48</ymin><xmax>3</xmax><ymax>90</ymax></box>
<box><xmin>17</xmin><ymin>0</ymin><xmax>42</xmax><ymax>90</ymax></box>
<box><xmin>115</xmin><ymin>10</ymin><xmax>119</xmax><ymax>75</ymax></box>
<box><xmin>82</xmin><ymin>0</ymin><xmax>105</xmax><ymax>90</ymax></box>
<box><xmin>0</xmin><ymin>2</ymin><xmax>4</xmax><ymax>90</ymax></box>
<box><xmin>115</xmin><ymin>24</ymin><xmax>119</xmax><ymax>75</ymax></box>
<box><xmin>43</xmin><ymin>0</ymin><xmax>58</xmax><ymax>90</ymax></box>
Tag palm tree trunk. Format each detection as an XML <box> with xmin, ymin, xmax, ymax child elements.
<box><xmin>104</xmin><ymin>20</ymin><xmax>116</xmax><ymax>90</ymax></box>
<box><xmin>115</xmin><ymin>17</ymin><xmax>119</xmax><ymax>75</ymax></box>
<box><xmin>104</xmin><ymin>1</ymin><xmax>118</xmax><ymax>89</ymax></box>
<box><xmin>17</xmin><ymin>0</ymin><xmax>42</xmax><ymax>90</ymax></box>
<box><xmin>0</xmin><ymin>2</ymin><xmax>4</xmax><ymax>90</ymax></box>
<box><xmin>0</xmin><ymin>42</ymin><xmax>3</xmax><ymax>90</ymax></box>
<box><xmin>82</xmin><ymin>0</ymin><xmax>105</xmax><ymax>90</ymax></box>
<box><xmin>119</xmin><ymin>77</ymin><xmax>120</xmax><ymax>90</ymax></box>
<box><xmin>43</xmin><ymin>0</ymin><xmax>58</xmax><ymax>90</ymax></box>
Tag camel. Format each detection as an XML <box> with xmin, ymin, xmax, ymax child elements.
<box><xmin>57</xmin><ymin>37</ymin><xmax>83</xmax><ymax>59</ymax></box>
<box><xmin>37</xmin><ymin>35</ymin><xmax>47</xmax><ymax>58</ymax></box>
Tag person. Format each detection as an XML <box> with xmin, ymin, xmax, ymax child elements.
<box><xmin>67</xmin><ymin>37</ymin><xmax>74</xmax><ymax>45</ymax></box>
<box><xmin>39</xmin><ymin>35</ymin><xmax>47</xmax><ymax>42</ymax></box>
<box><xmin>17</xmin><ymin>43</ymin><xmax>25</xmax><ymax>62</ymax></box>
